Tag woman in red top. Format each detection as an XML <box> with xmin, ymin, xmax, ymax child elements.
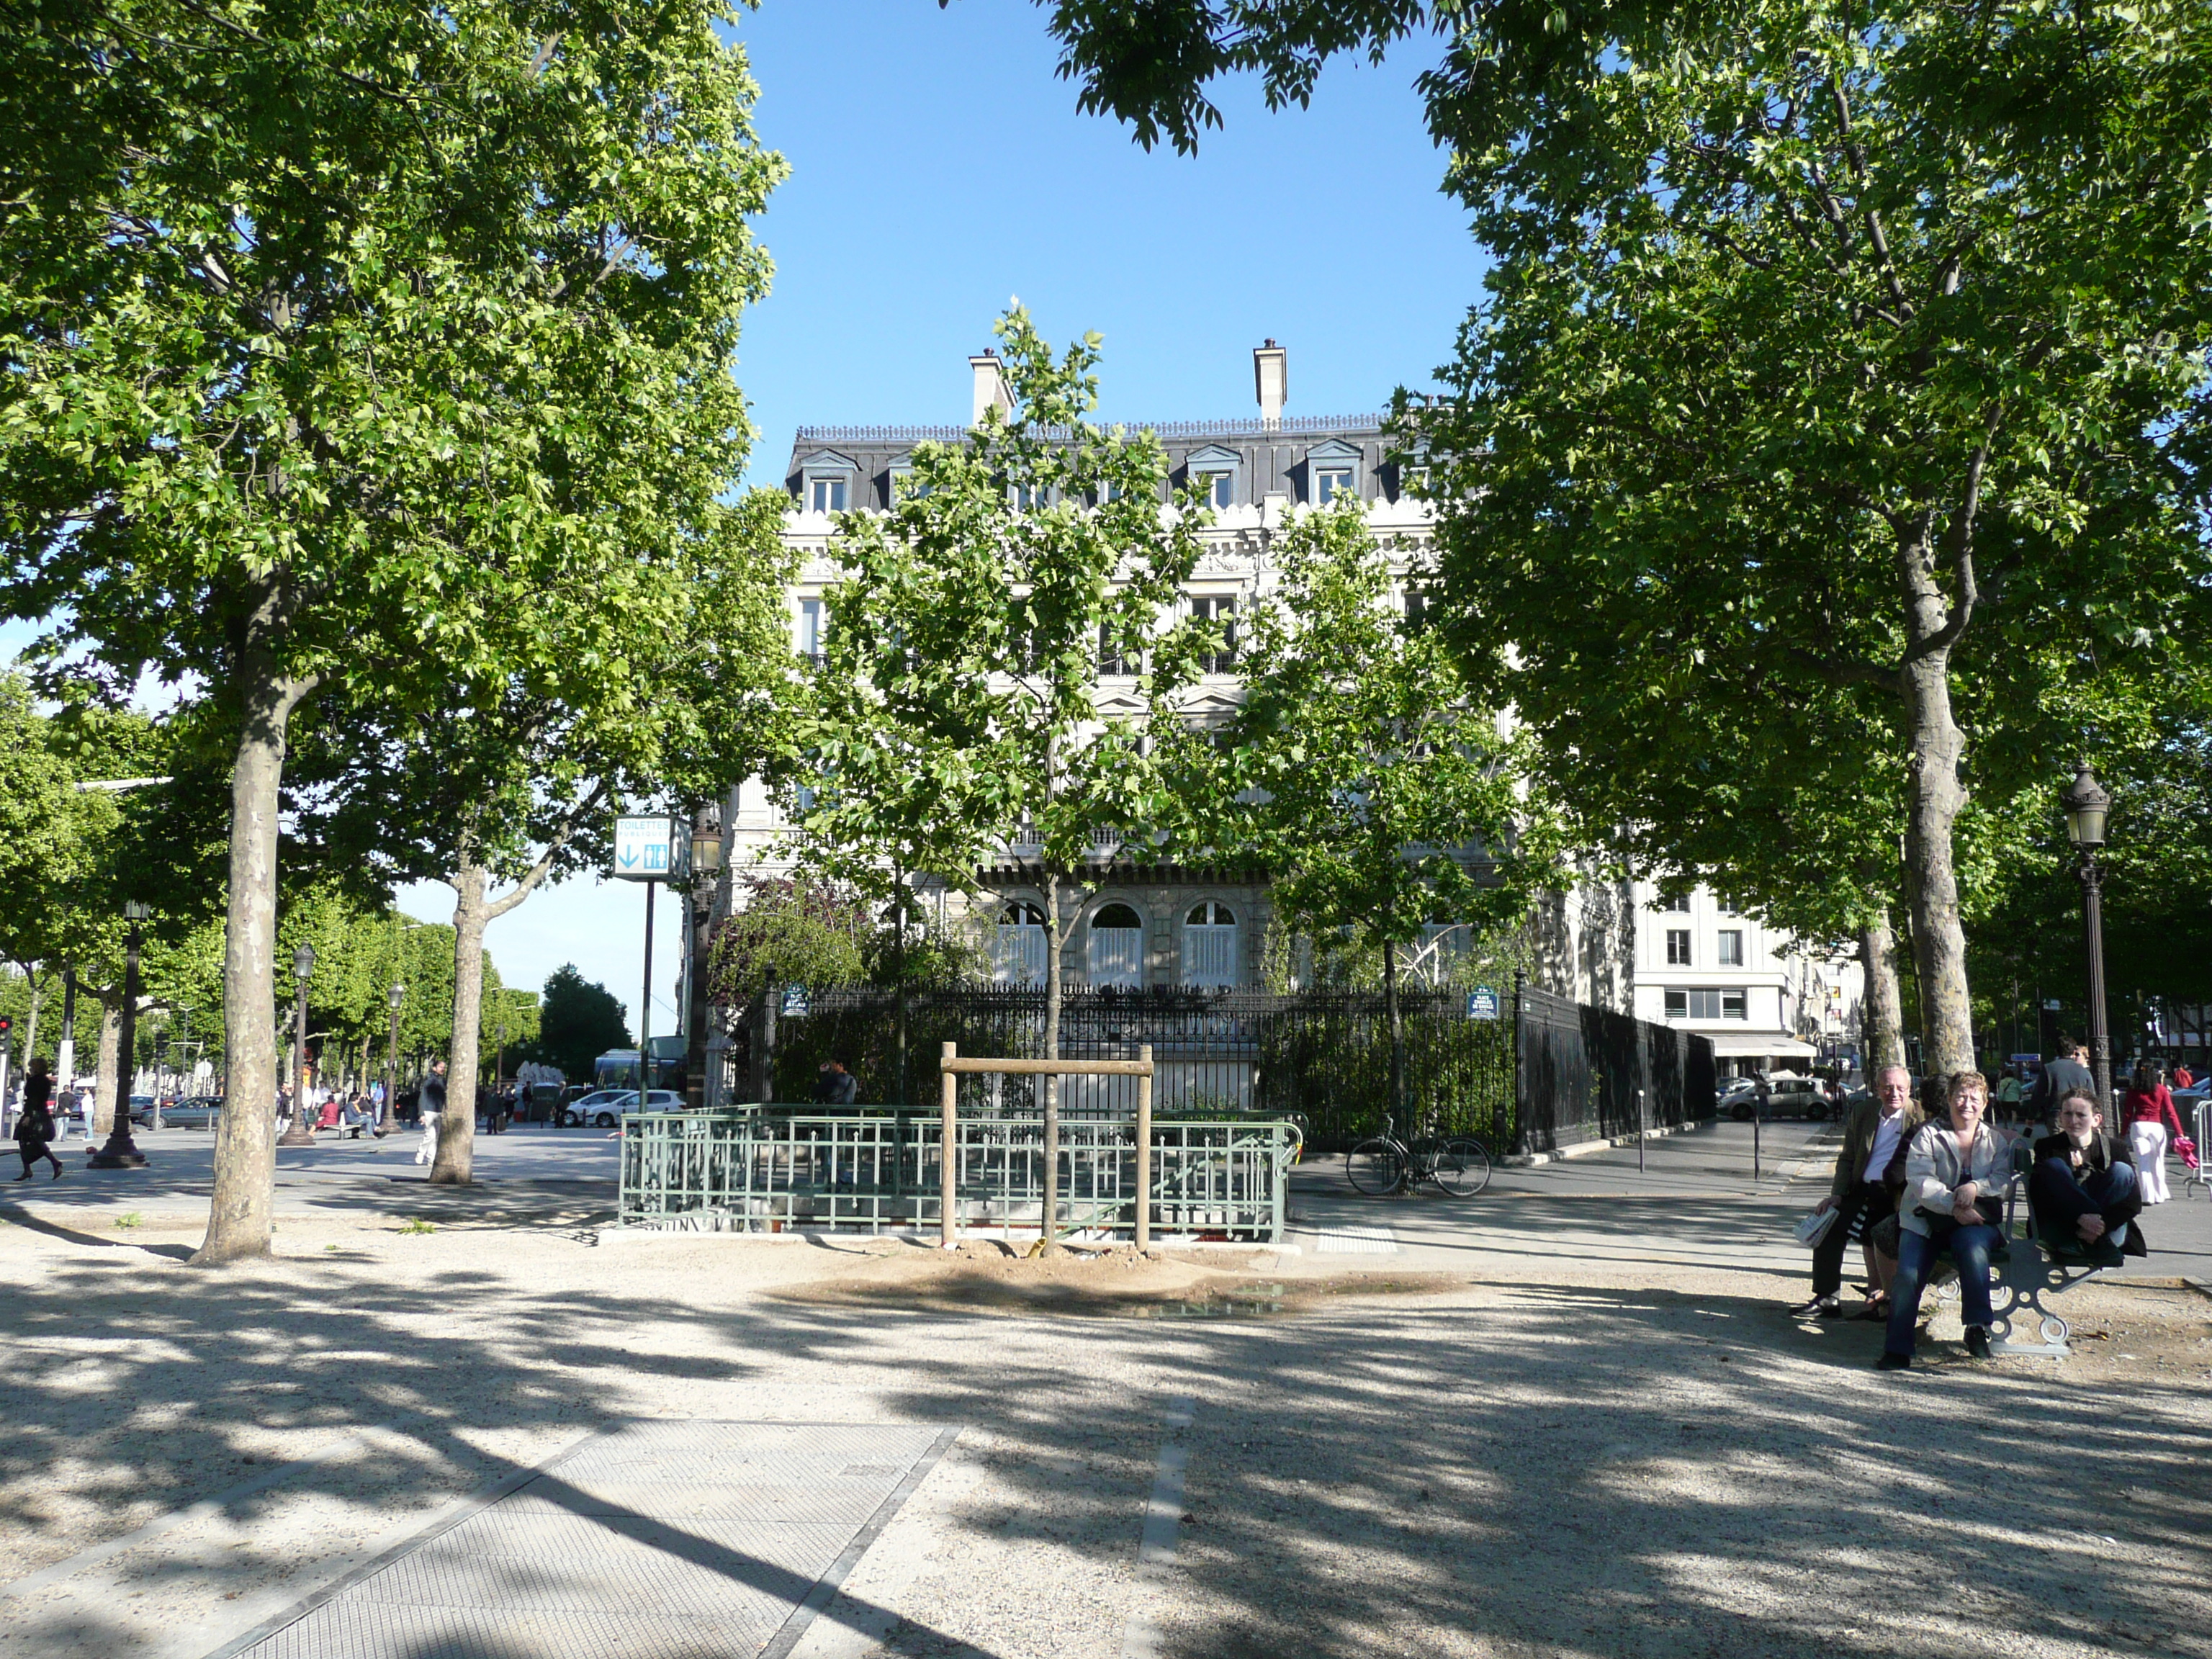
<box><xmin>2121</xmin><ymin>1061</ymin><xmax>2185</xmax><ymax>1204</ymax></box>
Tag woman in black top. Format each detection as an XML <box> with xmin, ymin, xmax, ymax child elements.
<box><xmin>13</xmin><ymin>1059</ymin><xmax>65</xmax><ymax>1180</ymax></box>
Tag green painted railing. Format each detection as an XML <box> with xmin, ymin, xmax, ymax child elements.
<box><xmin>619</xmin><ymin>1104</ymin><xmax>1297</xmax><ymax>1242</ymax></box>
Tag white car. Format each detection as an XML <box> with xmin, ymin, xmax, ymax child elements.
<box><xmin>562</xmin><ymin>1088</ymin><xmax>681</xmax><ymax>1127</ymax></box>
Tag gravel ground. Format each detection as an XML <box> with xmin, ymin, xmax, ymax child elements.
<box><xmin>1</xmin><ymin>1202</ymin><xmax>2208</xmax><ymax>1659</ymax></box>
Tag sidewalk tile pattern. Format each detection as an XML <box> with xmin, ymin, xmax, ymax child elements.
<box><xmin>234</xmin><ymin>1421</ymin><xmax>944</xmax><ymax>1659</ymax></box>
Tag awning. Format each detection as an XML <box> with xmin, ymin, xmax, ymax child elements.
<box><xmin>1702</xmin><ymin>1035</ymin><xmax>1819</xmax><ymax>1059</ymax></box>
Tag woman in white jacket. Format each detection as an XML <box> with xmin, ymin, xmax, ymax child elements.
<box><xmin>1880</xmin><ymin>1071</ymin><xmax>2010</xmax><ymax>1370</ymax></box>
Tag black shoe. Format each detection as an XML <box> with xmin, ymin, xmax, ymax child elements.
<box><xmin>1848</xmin><ymin>1299</ymin><xmax>1891</xmax><ymax>1322</ymax></box>
<box><xmin>1876</xmin><ymin>1351</ymin><xmax>1912</xmax><ymax>1371</ymax></box>
<box><xmin>1964</xmin><ymin>1326</ymin><xmax>1992</xmax><ymax>1359</ymax></box>
<box><xmin>1789</xmin><ymin>1294</ymin><xmax>1843</xmax><ymax>1318</ymax></box>
<box><xmin>2088</xmin><ymin>1239</ymin><xmax>2126</xmax><ymax>1269</ymax></box>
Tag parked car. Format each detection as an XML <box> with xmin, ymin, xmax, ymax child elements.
<box><xmin>604</xmin><ymin>1089</ymin><xmax>684</xmax><ymax>1125</ymax></box>
<box><xmin>127</xmin><ymin>1094</ymin><xmax>158</xmax><ymax>1126</ymax></box>
<box><xmin>559</xmin><ymin>1087</ymin><xmax>681</xmax><ymax>1127</ymax></box>
<box><xmin>1725</xmin><ymin>1071</ymin><xmax>1838</xmax><ymax>1122</ymax></box>
<box><xmin>161</xmin><ymin>1096</ymin><xmax>224</xmax><ymax>1129</ymax></box>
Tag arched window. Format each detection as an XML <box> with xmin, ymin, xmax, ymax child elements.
<box><xmin>994</xmin><ymin>900</ymin><xmax>1046</xmax><ymax>986</ymax></box>
<box><xmin>1088</xmin><ymin>903</ymin><xmax>1146</xmax><ymax>988</ymax></box>
<box><xmin>1183</xmin><ymin>902</ymin><xmax>1238</xmax><ymax>987</ymax></box>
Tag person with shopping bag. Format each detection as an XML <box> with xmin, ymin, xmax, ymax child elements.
<box><xmin>2120</xmin><ymin>1061</ymin><xmax>2185</xmax><ymax>1205</ymax></box>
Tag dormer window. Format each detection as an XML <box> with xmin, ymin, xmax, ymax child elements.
<box><xmin>1304</xmin><ymin>439</ymin><xmax>1362</xmax><ymax>505</ymax></box>
<box><xmin>1184</xmin><ymin>445</ymin><xmax>1241</xmax><ymax>511</ymax></box>
<box><xmin>796</xmin><ymin>450</ymin><xmax>858</xmax><ymax>516</ymax></box>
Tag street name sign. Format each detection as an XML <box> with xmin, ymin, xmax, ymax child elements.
<box><xmin>1467</xmin><ymin>986</ymin><xmax>1501</xmax><ymax>1021</ymax></box>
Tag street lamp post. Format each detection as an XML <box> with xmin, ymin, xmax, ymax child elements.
<box><xmin>2062</xmin><ymin>761</ymin><xmax>2115</xmax><ymax>1112</ymax></box>
<box><xmin>684</xmin><ymin>807</ymin><xmax>724</xmax><ymax>1113</ymax></box>
<box><xmin>89</xmin><ymin>900</ymin><xmax>154</xmax><ymax>1169</ymax></box>
<box><xmin>383</xmin><ymin>981</ymin><xmax>404</xmax><ymax>1139</ymax></box>
<box><xmin>278</xmin><ymin>943</ymin><xmax>318</xmax><ymax>1146</ymax></box>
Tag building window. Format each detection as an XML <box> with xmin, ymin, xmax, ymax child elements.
<box><xmin>795</xmin><ymin>598</ymin><xmax>824</xmax><ymax>663</ymax></box>
<box><xmin>888</xmin><ymin>466</ymin><xmax>920</xmax><ymax>505</ymax></box>
<box><xmin>808</xmin><ymin>475</ymin><xmax>848</xmax><ymax>513</ymax></box>
<box><xmin>1183</xmin><ymin>902</ymin><xmax>1237</xmax><ymax>988</ymax></box>
<box><xmin>1717</xmin><ymin>930</ymin><xmax>1745</xmax><ymax>967</ymax></box>
<box><xmin>994</xmin><ymin>902</ymin><xmax>1046</xmax><ymax>986</ymax></box>
<box><xmin>1665</xmin><ymin>929</ymin><xmax>1691</xmax><ymax>966</ymax></box>
<box><xmin>1190</xmin><ymin>595</ymin><xmax>1236</xmax><ymax>673</ymax></box>
<box><xmin>1098</xmin><ymin>624</ymin><xmax>1133</xmax><ymax>678</ymax></box>
<box><xmin>1088</xmin><ymin>902</ymin><xmax>1146</xmax><ymax>988</ymax></box>
<box><xmin>1197</xmin><ymin>470</ymin><xmax>1235</xmax><ymax>511</ymax></box>
<box><xmin>1659</xmin><ymin>893</ymin><xmax>1690</xmax><ymax>913</ymax></box>
<box><xmin>1670</xmin><ymin>987</ymin><xmax>1751</xmax><ymax>1020</ymax></box>
<box><xmin>1316</xmin><ymin>465</ymin><xmax>1354</xmax><ymax>505</ymax></box>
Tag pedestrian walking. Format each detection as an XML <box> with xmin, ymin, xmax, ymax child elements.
<box><xmin>414</xmin><ymin>1059</ymin><xmax>448</xmax><ymax>1168</ymax></box>
<box><xmin>2121</xmin><ymin>1061</ymin><xmax>2185</xmax><ymax>1205</ymax></box>
<box><xmin>12</xmin><ymin>1060</ymin><xmax>64</xmax><ymax>1181</ymax></box>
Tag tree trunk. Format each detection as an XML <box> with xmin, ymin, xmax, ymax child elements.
<box><xmin>1899</xmin><ymin>647</ymin><xmax>1976</xmax><ymax>1075</ymax></box>
<box><xmin>91</xmin><ymin>994</ymin><xmax>121</xmax><ymax>1138</ymax></box>
<box><xmin>1858</xmin><ymin>911</ymin><xmax>1907</xmax><ymax>1073</ymax></box>
<box><xmin>1383</xmin><ymin>937</ymin><xmax>1405</xmax><ymax>1137</ymax></box>
<box><xmin>196</xmin><ymin>639</ymin><xmax>315</xmax><ymax>1266</ymax></box>
<box><xmin>432</xmin><ymin>858</ymin><xmax>488</xmax><ymax>1185</ymax></box>
<box><xmin>1040</xmin><ymin>864</ymin><xmax>1063</xmax><ymax>1254</ymax></box>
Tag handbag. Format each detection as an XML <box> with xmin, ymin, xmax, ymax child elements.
<box><xmin>1794</xmin><ymin>1208</ymin><xmax>1840</xmax><ymax>1248</ymax></box>
<box><xmin>2175</xmin><ymin>1135</ymin><xmax>2199</xmax><ymax>1171</ymax></box>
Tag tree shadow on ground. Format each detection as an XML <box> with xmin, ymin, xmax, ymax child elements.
<box><xmin>1</xmin><ymin>1236</ymin><xmax>2206</xmax><ymax>1659</ymax></box>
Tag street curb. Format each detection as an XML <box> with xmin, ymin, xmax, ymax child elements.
<box><xmin>1499</xmin><ymin>1118</ymin><xmax>1710</xmax><ymax>1168</ymax></box>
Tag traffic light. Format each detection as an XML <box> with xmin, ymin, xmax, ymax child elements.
<box><xmin>0</xmin><ymin>1017</ymin><xmax>12</xmax><ymax>1038</ymax></box>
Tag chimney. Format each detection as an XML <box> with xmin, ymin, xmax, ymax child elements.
<box><xmin>1253</xmin><ymin>338</ymin><xmax>1287</xmax><ymax>427</ymax></box>
<box><xmin>971</xmin><ymin>348</ymin><xmax>1012</xmax><ymax>426</ymax></box>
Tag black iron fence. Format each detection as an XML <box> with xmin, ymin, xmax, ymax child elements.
<box><xmin>1514</xmin><ymin>984</ymin><xmax>1717</xmax><ymax>1153</ymax></box>
<box><xmin>729</xmin><ymin>979</ymin><xmax>1708</xmax><ymax>1153</ymax></box>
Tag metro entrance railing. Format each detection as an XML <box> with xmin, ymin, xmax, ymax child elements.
<box><xmin>619</xmin><ymin>1071</ymin><xmax>1298</xmax><ymax>1245</ymax></box>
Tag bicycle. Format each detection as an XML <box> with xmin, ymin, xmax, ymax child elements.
<box><xmin>1344</xmin><ymin>1124</ymin><xmax>1493</xmax><ymax>1197</ymax></box>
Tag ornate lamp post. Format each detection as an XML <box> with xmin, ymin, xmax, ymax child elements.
<box><xmin>278</xmin><ymin>943</ymin><xmax>318</xmax><ymax>1146</ymax></box>
<box><xmin>2061</xmin><ymin>761</ymin><xmax>2114</xmax><ymax>1112</ymax></box>
<box><xmin>89</xmin><ymin>900</ymin><xmax>154</xmax><ymax>1169</ymax></box>
<box><xmin>683</xmin><ymin>806</ymin><xmax>724</xmax><ymax>1112</ymax></box>
<box><xmin>383</xmin><ymin>980</ymin><xmax>405</xmax><ymax>1138</ymax></box>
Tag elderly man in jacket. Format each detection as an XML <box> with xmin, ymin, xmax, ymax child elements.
<box><xmin>1791</xmin><ymin>1064</ymin><xmax>1923</xmax><ymax>1320</ymax></box>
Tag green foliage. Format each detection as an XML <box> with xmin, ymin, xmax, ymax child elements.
<box><xmin>710</xmin><ymin>876</ymin><xmax>873</xmax><ymax>1000</ymax></box>
<box><xmin>112</xmin><ymin>1212</ymin><xmax>140</xmax><ymax>1230</ymax></box>
<box><xmin>1176</xmin><ymin>501</ymin><xmax>1543</xmax><ymax>960</ymax></box>
<box><xmin>398</xmin><ymin>1217</ymin><xmax>436</xmax><ymax>1236</ymax></box>
<box><xmin>523</xmin><ymin>965</ymin><xmax>633</xmax><ymax>1084</ymax></box>
<box><xmin>1401</xmin><ymin>0</ymin><xmax>2212</xmax><ymax>1065</ymax></box>
<box><xmin>789</xmin><ymin>307</ymin><xmax>1215</xmax><ymax>1006</ymax></box>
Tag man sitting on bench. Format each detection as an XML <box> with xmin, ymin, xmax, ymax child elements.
<box><xmin>2029</xmin><ymin>1089</ymin><xmax>2144</xmax><ymax>1269</ymax></box>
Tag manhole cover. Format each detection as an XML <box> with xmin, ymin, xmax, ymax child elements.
<box><xmin>211</xmin><ymin>1421</ymin><xmax>956</xmax><ymax>1659</ymax></box>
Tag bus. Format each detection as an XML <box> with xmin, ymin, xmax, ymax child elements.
<box><xmin>593</xmin><ymin>1037</ymin><xmax>685</xmax><ymax>1095</ymax></box>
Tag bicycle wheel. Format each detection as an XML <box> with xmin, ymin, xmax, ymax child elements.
<box><xmin>1346</xmin><ymin>1138</ymin><xmax>1408</xmax><ymax>1197</ymax></box>
<box><xmin>1430</xmin><ymin>1137</ymin><xmax>1493</xmax><ymax>1197</ymax></box>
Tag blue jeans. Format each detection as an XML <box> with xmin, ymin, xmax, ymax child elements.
<box><xmin>1885</xmin><ymin>1222</ymin><xmax>2002</xmax><ymax>1357</ymax></box>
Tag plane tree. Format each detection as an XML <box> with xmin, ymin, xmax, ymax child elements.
<box><xmin>1</xmin><ymin>0</ymin><xmax>782</xmax><ymax>1257</ymax></box>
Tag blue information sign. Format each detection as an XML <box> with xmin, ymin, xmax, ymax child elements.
<box><xmin>1467</xmin><ymin>986</ymin><xmax>1501</xmax><ymax>1021</ymax></box>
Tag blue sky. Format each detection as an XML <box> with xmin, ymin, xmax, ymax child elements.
<box><xmin>13</xmin><ymin>1</ymin><xmax>1489</xmax><ymax>1036</ymax></box>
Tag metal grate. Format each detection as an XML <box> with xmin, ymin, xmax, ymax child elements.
<box><xmin>1313</xmin><ymin>1223</ymin><xmax>1400</xmax><ymax>1255</ymax></box>
<box><xmin>213</xmin><ymin>1422</ymin><xmax>955</xmax><ymax>1659</ymax></box>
